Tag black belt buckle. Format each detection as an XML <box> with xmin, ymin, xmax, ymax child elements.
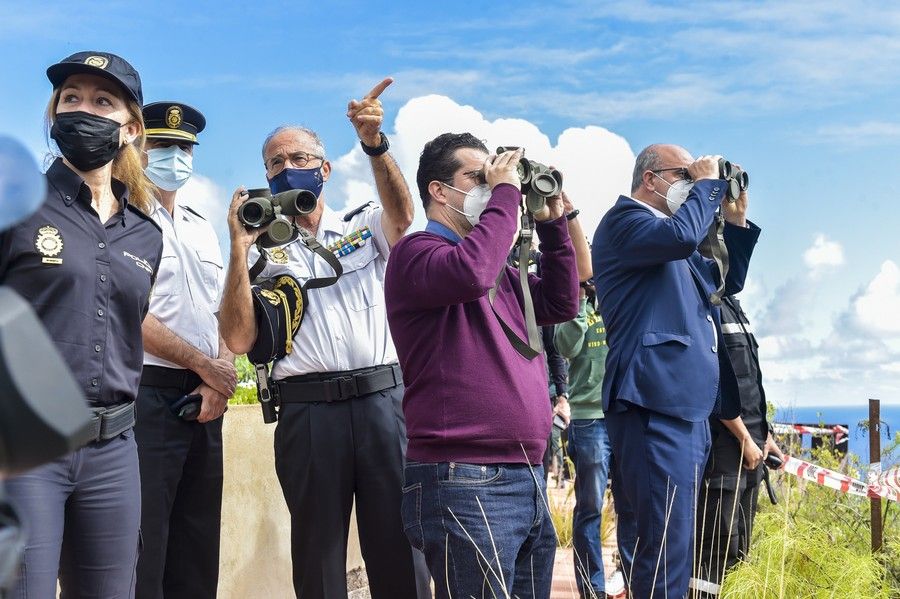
<box><xmin>331</xmin><ymin>375</ymin><xmax>358</xmax><ymax>402</ymax></box>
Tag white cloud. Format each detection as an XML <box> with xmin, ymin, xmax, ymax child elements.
<box><xmin>803</xmin><ymin>234</ymin><xmax>845</xmax><ymax>273</ymax></box>
<box><xmin>328</xmin><ymin>94</ymin><xmax>635</xmax><ymax>235</ymax></box>
<box><xmin>815</xmin><ymin>121</ymin><xmax>900</xmax><ymax>147</ymax></box>
<box><xmin>754</xmin><ymin>259</ymin><xmax>900</xmax><ymax>406</ymax></box>
<box><xmin>179</xmin><ymin>174</ymin><xmax>232</xmax><ymax>257</ymax></box>
<box><xmin>845</xmin><ymin>260</ymin><xmax>900</xmax><ymax>337</ymax></box>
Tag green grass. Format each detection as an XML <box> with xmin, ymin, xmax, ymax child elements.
<box><xmin>718</xmin><ymin>432</ymin><xmax>900</xmax><ymax>598</ymax></box>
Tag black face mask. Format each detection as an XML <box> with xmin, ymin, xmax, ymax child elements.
<box><xmin>50</xmin><ymin>111</ymin><xmax>123</xmax><ymax>172</ymax></box>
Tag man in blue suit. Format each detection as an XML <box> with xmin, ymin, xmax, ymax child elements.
<box><xmin>592</xmin><ymin>145</ymin><xmax>760</xmax><ymax>599</ymax></box>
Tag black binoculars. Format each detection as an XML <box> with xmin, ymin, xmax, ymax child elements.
<box><xmin>238</xmin><ymin>188</ymin><xmax>318</xmax><ymax>247</ymax></box>
<box><xmin>717</xmin><ymin>158</ymin><xmax>749</xmax><ymax>201</ymax></box>
<box><xmin>495</xmin><ymin>146</ymin><xmax>563</xmax><ymax>214</ymax></box>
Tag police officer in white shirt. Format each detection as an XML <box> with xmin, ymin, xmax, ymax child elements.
<box><xmin>135</xmin><ymin>102</ymin><xmax>237</xmax><ymax>599</ymax></box>
<box><xmin>220</xmin><ymin>78</ymin><xmax>427</xmax><ymax>599</ymax></box>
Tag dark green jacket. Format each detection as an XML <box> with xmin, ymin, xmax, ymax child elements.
<box><xmin>553</xmin><ymin>298</ymin><xmax>607</xmax><ymax>420</ymax></box>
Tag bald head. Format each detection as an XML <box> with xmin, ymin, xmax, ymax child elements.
<box><xmin>630</xmin><ymin>144</ymin><xmax>692</xmax><ymax>194</ymax></box>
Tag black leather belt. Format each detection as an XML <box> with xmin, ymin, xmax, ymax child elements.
<box><xmin>276</xmin><ymin>363</ymin><xmax>402</xmax><ymax>404</ymax></box>
<box><xmin>141</xmin><ymin>365</ymin><xmax>203</xmax><ymax>393</ymax></box>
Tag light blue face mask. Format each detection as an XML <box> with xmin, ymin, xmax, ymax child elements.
<box><xmin>145</xmin><ymin>146</ymin><xmax>193</xmax><ymax>191</ymax></box>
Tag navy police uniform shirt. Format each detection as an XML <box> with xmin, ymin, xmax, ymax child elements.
<box><xmin>0</xmin><ymin>158</ymin><xmax>163</xmax><ymax>407</ymax></box>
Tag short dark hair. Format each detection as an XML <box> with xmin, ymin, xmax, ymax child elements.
<box><xmin>416</xmin><ymin>132</ymin><xmax>488</xmax><ymax>209</ymax></box>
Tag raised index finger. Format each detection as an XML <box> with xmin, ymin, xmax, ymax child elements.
<box><xmin>365</xmin><ymin>77</ymin><xmax>394</xmax><ymax>100</ymax></box>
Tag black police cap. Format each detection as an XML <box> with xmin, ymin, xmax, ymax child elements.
<box><xmin>143</xmin><ymin>102</ymin><xmax>206</xmax><ymax>146</ymax></box>
<box><xmin>47</xmin><ymin>51</ymin><xmax>143</xmax><ymax>105</ymax></box>
<box><xmin>247</xmin><ymin>275</ymin><xmax>306</xmax><ymax>365</ymax></box>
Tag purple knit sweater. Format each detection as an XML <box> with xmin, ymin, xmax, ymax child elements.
<box><xmin>385</xmin><ymin>183</ymin><xmax>579</xmax><ymax>464</ymax></box>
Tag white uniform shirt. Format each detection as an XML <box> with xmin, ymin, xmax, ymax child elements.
<box><xmin>250</xmin><ymin>202</ymin><xmax>396</xmax><ymax>379</ymax></box>
<box><xmin>144</xmin><ymin>199</ymin><xmax>225</xmax><ymax>368</ymax></box>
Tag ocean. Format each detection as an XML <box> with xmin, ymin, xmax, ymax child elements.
<box><xmin>774</xmin><ymin>403</ymin><xmax>900</xmax><ymax>467</ymax></box>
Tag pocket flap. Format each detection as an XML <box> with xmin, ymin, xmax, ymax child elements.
<box><xmin>642</xmin><ymin>331</ymin><xmax>692</xmax><ymax>347</ymax></box>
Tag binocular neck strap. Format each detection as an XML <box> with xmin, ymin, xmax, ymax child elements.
<box><xmin>247</xmin><ymin>228</ymin><xmax>344</xmax><ymax>289</ymax></box>
<box><xmin>296</xmin><ymin>228</ymin><xmax>343</xmax><ymax>290</ymax></box>
<box><xmin>488</xmin><ymin>213</ymin><xmax>541</xmax><ymax>360</ymax></box>
<box><xmin>248</xmin><ymin>251</ymin><xmax>268</xmax><ymax>283</ymax></box>
<box><xmin>706</xmin><ymin>213</ymin><xmax>730</xmax><ymax>306</ymax></box>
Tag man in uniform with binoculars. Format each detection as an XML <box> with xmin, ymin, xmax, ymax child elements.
<box><xmin>219</xmin><ymin>77</ymin><xmax>427</xmax><ymax>599</ymax></box>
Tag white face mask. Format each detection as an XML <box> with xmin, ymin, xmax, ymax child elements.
<box><xmin>145</xmin><ymin>146</ymin><xmax>193</xmax><ymax>191</ymax></box>
<box><xmin>652</xmin><ymin>173</ymin><xmax>693</xmax><ymax>214</ymax></box>
<box><xmin>443</xmin><ymin>182</ymin><xmax>491</xmax><ymax>226</ymax></box>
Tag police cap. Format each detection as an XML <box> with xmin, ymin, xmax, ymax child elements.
<box><xmin>247</xmin><ymin>275</ymin><xmax>306</xmax><ymax>365</ymax></box>
<box><xmin>142</xmin><ymin>102</ymin><xmax>206</xmax><ymax>146</ymax></box>
<box><xmin>47</xmin><ymin>51</ymin><xmax>143</xmax><ymax>105</ymax></box>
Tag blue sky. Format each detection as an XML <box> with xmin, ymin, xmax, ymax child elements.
<box><xmin>2</xmin><ymin>0</ymin><xmax>898</xmax><ymax>406</ymax></box>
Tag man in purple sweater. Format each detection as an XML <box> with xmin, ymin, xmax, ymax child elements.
<box><xmin>385</xmin><ymin>133</ymin><xmax>579</xmax><ymax>598</ymax></box>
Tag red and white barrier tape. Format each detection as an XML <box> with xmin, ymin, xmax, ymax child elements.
<box><xmin>876</xmin><ymin>465</ymin><xmax>900</xmax><ymax>494</ymax></box>
<box><xmin>780</xmin><ymin>456</ymin><xmax>900</xmax><ymax>503</ymax></box>
<box><xmin>772</xmin><ymin>423</ymin><xmax>849</xmax><ymax>437</ymax></box>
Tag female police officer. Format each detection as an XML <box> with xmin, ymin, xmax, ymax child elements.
<box><xmin>0</xmin><ymin>51</ymin><xmax>162</xmax><ymax>597</ymax></box>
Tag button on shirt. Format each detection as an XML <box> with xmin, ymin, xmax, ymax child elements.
<box><xmin>144</xmin><ymin>200</ymin><xmax>224</xmax><ymax>368</ymax></box>
<box><xmin>250</xmin><ymin>203</ymin><xmax>395</xmax><ymax>378</ymax></box>
<box><xmin>0</xmin><ymin>158</ymin><xmax>163</xmax><ymax>407</ymax></box>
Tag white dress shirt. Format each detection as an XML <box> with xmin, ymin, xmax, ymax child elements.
<box><xmin>250</xmin><ymin>202</ymin><xmax>396</xmax><ymax>379</ymax></box>
<box><xmin>144</xmin><ymin>199</ymin><xmax>224</xmax><ymax>368</ymax></box>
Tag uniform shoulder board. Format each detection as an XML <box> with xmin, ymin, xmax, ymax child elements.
<box><xmin>182</xmin><ymin>205</ymin><xmax>208</xmax><ymax>221</ymax></box>
<box><xmin>127</xmin><ymin>204</ymin><xmax>162</xmax><ymax>233</ymax></box>
<box><xmin>343</xmin><ymin>201</ymin><xmax>377</xmax><ymax>222</ymax></box>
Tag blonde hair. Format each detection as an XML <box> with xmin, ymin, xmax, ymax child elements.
<box><xmin>45</xmin><ymin>87</ymin><xmax>155</xmax><ymax>214</ymax></box>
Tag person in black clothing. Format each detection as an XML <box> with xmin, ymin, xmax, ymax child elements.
<box><xmin>691</xmin><ymin>295</ymin><xmax>784</xmax><ymax>598</ymax></box>
<box><xmin>542</xmin><ymin>324</ymin><xmax>570</xmax><ymax>484</ymax></box>
<box><xmin>0</xmin><ymin>51</ymin><xmax>162</xmax><ymax>597</ymax></box>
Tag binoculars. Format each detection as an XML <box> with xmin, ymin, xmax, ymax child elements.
<box><xmin>717</xmin><ymin>158</ymin><xmax>749</xmax><ymax>201</ymax></box>
<box><xmin>238</xmin><ymin>188</ymin><xmax>317</xmax><ymax>247</ymax></box>
<box><xmin>495</xmin><ymin>146</ymin><xmax>563</xmax><ymax>214</ymax></box>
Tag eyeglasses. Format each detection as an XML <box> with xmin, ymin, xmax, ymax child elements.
<box><xmin>651</xmin><ymin>167</ymin><xmax>693</xmax><ymax>183</ymax></box>
<box><xmin>265</xmin><ymin>150</ymin><xmax>324</xmax><ymax>175</ymax></box>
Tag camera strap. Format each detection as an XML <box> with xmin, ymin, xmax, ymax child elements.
<box><xmin>705</xmin><ymin>212</ymin><xmax>730</xmax><ymax>306</ymax></box>
<box><xmin>488</xmin><ymin>211</ymin><xmax>541</xmax><ymax>360</ymax></box>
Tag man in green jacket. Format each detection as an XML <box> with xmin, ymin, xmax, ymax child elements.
<box><xmin>555</xmin><ymin>280</ymin><xmax>620</xmax><ymax>598</ymax></box>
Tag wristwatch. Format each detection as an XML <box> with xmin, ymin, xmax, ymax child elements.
<box><xmin>360</xmin><ymin>132</ymin><xmax>390</xmax><ymax>157</ymax></box>
<box><xmin>565</xmin><ymin>209</ymin><xmax>580</xmax><ymax>221</ymax></box>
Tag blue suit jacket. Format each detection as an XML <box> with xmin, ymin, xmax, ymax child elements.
<box><xmin>592</xmin><ymin>180</ymin><xmax>760</xmax><ymax>422</ymax></box>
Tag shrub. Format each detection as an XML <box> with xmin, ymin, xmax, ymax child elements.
<box><xmin>228</xmin><ymin>355</ymin><xmax>260</xmax><ymax>405</ymax></box>
<box><xmin>719</xmin><ymin>433</ymin><xmax>900</xmax><ymax>597</ymax></box>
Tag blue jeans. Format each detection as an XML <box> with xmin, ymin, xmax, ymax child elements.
<box><xmin>568</xmin><ymin>419</ymin><xmax>612</xmax><ymax>598</ymax></box>
<box><xmin>402</xmin><ymin>461</ymin><xmax>556</xmax><ymax>599</ymax></box>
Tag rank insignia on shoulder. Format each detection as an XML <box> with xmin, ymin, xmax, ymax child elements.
<box><xmin>342</xmin><ymin>201</ymin><xmax>376</xmax><ymax>222</ymax></box>
<box><xmin>35</xmin><ymin>225</ymin><xmax>64</xmax><ymax>265</ymax></box>
<box><xmin>328</xmin><ymin>227</ymin><xmax>372</xmax><ymax>257</ymax></box>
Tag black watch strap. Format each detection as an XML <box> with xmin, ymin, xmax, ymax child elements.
<box><xmin>360</xmin><ymin>132</ymin><xmax>390</xmax><ymax>157</ymax></box>
<box><xmin>566</xmin><ymin>209</ymin><xmax>580</xmax><ymax>221</ymax></box>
